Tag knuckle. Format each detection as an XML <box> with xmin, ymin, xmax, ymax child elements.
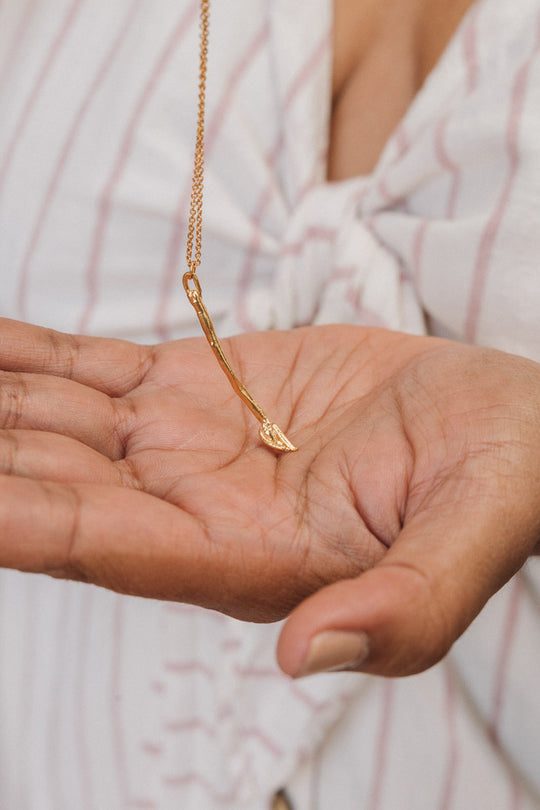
<box><xmin>26</xmin><ymin>481</ymin><xmax>91</xmax><ymax>584</ymax></box>
<box><xmin>44</xmin><ymin>328</ymin><xmax>79</xmax><ymax>379</ymax></box>
<box><xmin>58</xmin><ymin>483</ymin><xmax>90</xmax><ymax>583</ymax></box>
<box><xmin>0</xmin><ymin>430</ymin><xmax>19</xmax><ymax>475</ymax></box>
<box><xmin>111</xmin><ymin>396</ymin><xmax>138</xmax><ymax>457</ymax></box>
<box><xmin>377</xmin><ymin>560</ymin><xmax>455</xmax><ymax>675</ymax></box>
<box><xmin>0</xmin><ymin>373</ymin><xmax>29</xmax><ymax>429</ymax></box>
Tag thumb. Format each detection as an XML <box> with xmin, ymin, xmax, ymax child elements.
<box><xmin>277</xmin><ymin>499</ymin><xmax>537</xmax><ymax>678</ymax></box>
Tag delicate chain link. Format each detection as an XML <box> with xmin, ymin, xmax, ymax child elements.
<box><xmin>182</xmin><ymin>0</ymin><xmax>297</xmax><ymax>452</ymax></box>
<box><xmin>186</xmin><ymin>0</ymin><xmax>210</xmax><ymax>275</ymax></box>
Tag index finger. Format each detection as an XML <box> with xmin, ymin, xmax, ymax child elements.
<box><xmin>0</xmin><ymin>318</ymin><xmax>153</xmax><ymax>396</ymax></box>
<box><xmin>0</xmin><ymin>474</ymin><xmax>286</xmax><ymax>619</ymax></box>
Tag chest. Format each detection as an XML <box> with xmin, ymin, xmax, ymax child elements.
<box><xmin>329</xmin><ymin>0</ymin><xmax>477</xmax><ymax>179</ymax></box>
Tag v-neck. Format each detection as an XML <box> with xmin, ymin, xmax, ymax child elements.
<box><xmin>326</xmin><ymin>0</ymin><xmax>485</xmax><ymax>182</ymax></box>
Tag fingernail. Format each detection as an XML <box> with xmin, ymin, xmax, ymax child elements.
<box><xmin>294</xmin><ymin>630</ymin><xmax>370</xmax><ymax>678</ymax></box>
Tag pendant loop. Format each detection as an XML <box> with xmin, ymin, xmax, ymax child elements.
<box><xmin>183</xmin><ymin>270</ymin><xmax>202</xmax><ymax>297</ymax></box>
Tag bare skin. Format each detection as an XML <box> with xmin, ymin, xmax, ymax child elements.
<box><xmin>330</xmin><ymin>0</ymin><xmax>477</xmax><ymax>178</ymax></box>
<box><xmin>0</xmin><ymin>319</ymin><xmax>539</xmax><ymax>677</ymax></box>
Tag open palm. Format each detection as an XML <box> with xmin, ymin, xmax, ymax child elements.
<box><xmin>1</xmin><ymin>318</ymin><xmax>539</xmax><ymax>675</ymax></box>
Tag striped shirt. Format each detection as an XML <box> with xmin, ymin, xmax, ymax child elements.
<box><xmin>0</xmin><ymin>1</ymin><xmax>539</xmax><ymax>808</ymax></box>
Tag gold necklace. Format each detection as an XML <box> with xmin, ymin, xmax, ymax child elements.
<box><xmin>183</xmin><ymin>0</ymin><xmax>297</xmax><ymax>453</ymax></box>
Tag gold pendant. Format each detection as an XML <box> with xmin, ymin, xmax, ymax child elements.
<box><xmin>183</xmin><ymin>272</ymin><xmax>297</xmax><ymax>453</ymax></box>
<box><xmin>183</xmin><ymin>2</ymin><xmax>296</xmax><ymax>453</ymax></box>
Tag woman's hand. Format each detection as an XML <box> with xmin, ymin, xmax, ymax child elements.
<box><xmin>0</xmin><ymin>317</ymin><xmax>539</xmax><ymax>676</ymax></box>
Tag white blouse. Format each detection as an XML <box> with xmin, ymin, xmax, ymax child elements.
<box><xmin>0</xmin><ymin>0</ymin><xmax>539</xmax><ymax>808</ymax></box>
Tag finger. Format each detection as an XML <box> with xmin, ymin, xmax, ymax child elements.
<box><xmin>0</xmin><ymin>475</ymin><xmax>224</xmax><ymax>606</ymax></box>
<box><xmin>277</xmin><ymin>478</ymin><xmax>540</xmax><ymax>678</ymax></box>
<box><xmin>0</xmin><ymin>429</ymin><xmax>122</xmax><ymax>484</ymax></box>
<box><xmin>0</xmin><ymin>371</ymin><xmax>125</xmax><ymax>457</ymax></box>
<box><xmin>0</xmin><ymin>317</ymin><xmax>152</xmax><ymax>395</ymax></box>
<box><xmin>0</xmin><ymin>475</ymin><xmax>300</xmax><ymax>618</ymax></box>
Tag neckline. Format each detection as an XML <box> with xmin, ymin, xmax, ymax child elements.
<box><xmin>325</xmin><ymin>0</ymin><xmax>484</xmax><ymax>183</ymax></box>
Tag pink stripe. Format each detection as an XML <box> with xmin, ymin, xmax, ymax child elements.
<box><xmin>412</xmin><ymin>219</ymin><xmax>430</xmax><ymax>289</ymax></box>
<box><xmin>489</xmin><ymin>577</ymin><xmax>524</xmax><ymax>810</ymax></box>
<box><xmin>72</xmin><ymin>590</ymin><xmax>97</xmax><ymax>810</ymax></box>
<box><xmin>306</xmin><ymin>262</ymin><xmax>357</xmax><ymax>325</ymax></box>
<box><xmin>141</xmin><ymin>741</ymin><xmax>163</xmax><ymax>757</ymax></box>
<box><xmin>489</xmin><ymin>577</ymin><xmax>523</xmax><ymax>744</ymax></box>
<box><xmin>464</xmin><ymin>13</ymin><xmax>540</xmax><ymax>342</ymax></box>
<box><xmin>217</xmin><ymin>703</ymin><xmax>234</xmax><ymax>722</ymax></box>
<box><xmin>297</xmin><ymin>156</ymin><xmax>327</xmax><ymax>200</ymax></box>
<box><xmin>283</xmin><ymin>28</ymin><xmax>332</xmax><ymax>109</ymax></box>
<box><xmin>299</xmin><ymin>686</ymin><xmax>358</xmax><ymax>719</ymax></box>
<box><xmin>47</xmin><ymin>587</ymin><xmax>74</xmax><ymax>810</ymax></box>
<box><xmin>235</xmin><ymin>664</ymin><xmax>287</xmax><ymax>680</ymax></box>
<box><xmin>78</xmin><ymin>0</ymin><xmax>199</xmax><ymax>335</ymax></box>
<box><xmin>0</xmin><ymin>0</ymin><xmax>35</xmax><ymax>96</ymax></box>
<box><xmin>153</xmin><ymin>20</ymin><xmax>271</xmax><ymax>341</ymax></box>
<box><xmin>367</xmin><ymin>680</ymin><xmax>395</xmax><ymax>810</ymax></box>
<box><xmin>240</xmin><ymin>726</ymin><xmax>284</xmax><ymax>758</ymax></box>
<box><xmin>163</xmin><ymin>770</ymin><xmax>242</xmax><ymax>803</ymax></box>
<box><xmin>16</xmin><ymin>2</ymin><xmax>141</xmax><ymax>320</ymax></box>
<box><xmin>292</xmin><ymin>744</ymin><xmax>313</xmax><ymax>773</ymax></box>
<box><xmin>166</xmin><ymin>714</ymin><xmax>283</xmax><ymax>757</ymax></box>
<box><xmin>111</xmin><ymin>596</ymin><xmax>130</xmax><ymax>806</ymax></box>
<box><xmin>0</xmin><ymin>0</ymin><xmax>84</xmax><ymax>200</ymax></box>
<box><xmin>463</xmin><ymin>2</ymin><xmax>481</xmax><ymax>94</ymax></box>
<box><xmin>205</xmin><ymin>23</ymin><xmax>271</xmax><ymax>152</ymax></box>
<box><xmin>438</xmin><ymin>667</ymin><xmax>459</xmax><ymax>810</ymax></box>
<box><xmin>434</xmin><ymin>115</ymin><xmax>460</xmax><ymax>219</ymax></box>
<box><xmin>221</xmin><ymin>637</ymin><xmax>242</xmax><ymax>652</ymax></box>
<box><xmin>16</xmin><ymin>577</ymin><xmax>39</xmax><ymax>808</ymax></box>
<box><xmin>289</xmin><ymin>684</ymin><xmax>337</xmax><ymax>714</ymax></box>
<box><xmin>236</xmin><ymin>26</ymin><xmax>333</xmax><ymax>332</ymax></box>
<box><xmin>165</xmin><ymin>717</ymin><xmax>217</xmax><ymax>738</ymax></box>
<box><xmin>376</xmin><ymin>175</ymin><xmax>400</xmax><ymax>207</ymax></box>
<box><xmin>235</xmin><ymin>664</ymin><xmax>341</xmax><ymax>712</ymax></box>
<box><xmin>345</xmin><ymin>283</ymin><xmax>386</xmax><ymax>328</ymax></box>
<box><xmin>164</xmin><ymin>659</ymin><xmax>216</xmax><ymax>680</ymax></box>
<box><xmin>509</xmin><ymin>781</ymin><xmax>523</xmax><ymax>810</ymax></box>
<box><xmin>394</xmin><ymin>122</ymin><xmax>411</xmax><ymax>159</ymax></box>
<box><xmin>376</xmin><ymin>121</ymin><xmax>411</xmax><ymax>178</ymax></box>
<box><xmin>331</xmin><ymin>264</ymin><xmax>359</xmax><ymax>282</ymax></box>
<box><xmin>412</xmin><ymin>5</ymin><xmax>479</xmax><ymax>291</ymax></box>
<box><xmin>150</xmin><ymin>679</ymin><xmax>166</xmax><ymax>694</ymax></box>
<box><xmin>281</xmin><ymin>225</ymin><xmax>337</xmax><ymax>257</ymax></box>
<box><xmin>236</xmin><ymin>176</ymin><xmax>281</xmax><ymax>328</ymax></box>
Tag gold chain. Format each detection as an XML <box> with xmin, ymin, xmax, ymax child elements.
<box><xmin>182</xmin><ymin>0</ymin><xmax>297</xmax><ymax>453</ymax></box>
<box><xmin>185</xmin><ymin>0</ymin><xmax>209</xmax><ymax>277</ymax></box>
